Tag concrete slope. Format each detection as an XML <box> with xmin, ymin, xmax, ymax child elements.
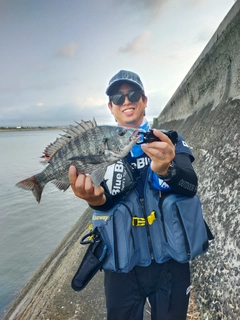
<box><xmin>2</xmin><ymin>208</ymin><xmax>108</xmax><ymax>320</ymax></box>
<box><xmin>153</xmin><ymin>1</ymin><xmax>240</xmax><ymax>319</ymax></box>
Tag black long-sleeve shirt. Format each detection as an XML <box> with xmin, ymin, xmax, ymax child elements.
<box><xmin>90</xmin><ymin>152</ymin><xmax>198</xmax><ymax>212</ymax></box>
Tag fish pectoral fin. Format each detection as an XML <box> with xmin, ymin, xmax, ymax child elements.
<box><xmin>90</xmin><ymin>167</ymin><xmax>107</xmax><ymax>186</ymax></box>
<box><xmin>52</xmin><ymin>180</ymin><xmax>70</xmax><ymax>191</ymax></box>
<box><xmin>104</xmin><ymin>150</ymin><xmax>120</xmax><ymax>158</ymax></box>
<box><xmin>68</xmin><ymin>155</ymin><xmax>106</xmax><ymax>164</ymax></box>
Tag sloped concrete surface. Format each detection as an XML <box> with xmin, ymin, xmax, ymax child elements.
<box><xmin>154</xmin><ymin>1</ymin><xmax>240</xmax><ymax>318</ymax></box>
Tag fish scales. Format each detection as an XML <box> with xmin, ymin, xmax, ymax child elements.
<box><xmin>16</xmin><ymin>119</ymin><xmax>139</xmax><ymax>203</ymax></box>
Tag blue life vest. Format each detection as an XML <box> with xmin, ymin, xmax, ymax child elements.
<box><xmin>92</xmin><ymin>167</ymin><xmax>210</xmax><ymax>272</ymax></box>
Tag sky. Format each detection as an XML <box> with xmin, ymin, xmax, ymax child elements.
<box><xmin>0</xmin><ymin>0</ymin><xmax>236</xmax><ymax>127</ymax></box>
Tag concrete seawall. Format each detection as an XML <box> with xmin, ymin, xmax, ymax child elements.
<box><xmin>154</xmin><ymin>1</ymin><xmax>240</xmax><ymax>319</ymax></box>
<box><xmin>2</xmin><ymin>1</ymin><xmax>240</xmax><ymax>319</ymax></box>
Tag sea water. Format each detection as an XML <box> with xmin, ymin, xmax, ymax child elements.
<box><xmin>0</xmin><ymin>130</ymin><xmax>88</xmax><ymax>316</ymax></box>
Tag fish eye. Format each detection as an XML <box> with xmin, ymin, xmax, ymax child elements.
<box><xmin>118</xmin><ymin>128</ymin><xmax>127</xmax><ymax>136</ymax></box>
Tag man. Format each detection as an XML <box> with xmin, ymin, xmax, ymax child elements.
<box><xmin>69</xmin><ymin>70</ymin><xmax>198</xmax><ymax>320</ymax></box>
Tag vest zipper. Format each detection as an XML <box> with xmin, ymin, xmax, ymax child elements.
<box><xmin>112</xmin><ymin>214</ymin><xmax>119</xmax><ymax>271</ymax></box>
<box><xmin>139</xmin><ymin>197</ymin><xmax>154</xmax><ymax>259</ymax></box>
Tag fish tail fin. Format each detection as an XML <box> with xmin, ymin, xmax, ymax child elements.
<box><xmin>16</xmin><ymin>175</ymin><xmax>46</xmax><ymax>203</ymax></box>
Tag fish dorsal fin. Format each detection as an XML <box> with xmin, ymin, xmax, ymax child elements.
<box><xmin>40</xmin><ymin>118</ymin><xmax>97</xmax><ymax>164</ymax></box>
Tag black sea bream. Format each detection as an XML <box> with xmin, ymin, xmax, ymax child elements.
<box><xmin>16</xmin><ymin>119</ymin><xmax>139</xmax><ymax>203</ymax></box>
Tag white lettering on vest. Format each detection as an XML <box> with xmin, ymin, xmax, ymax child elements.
<box><xmin>115</xmin><ymin>162</ymin><xmax>124</xmax><ymax>172</ymax></box>
<box><xmin>115</xmin><ymin>173</ymin><xmax>122</xmax><ymax>186</ymax></box>
<box><xmin>136</xmin><ymin>157</ymin><xmax>150</xmax><ymax>169</ymax></box>
<box><xmin>111</xmin><ymin>161</ymin><xmax>126</xmax><ymax>195</ymax></box>
<box><xmin>92</xmin><ymin>216</ymin><xmax>109</xmax><ymax>221</ymax></box>
<box><xmin>182</xmin><ymin>140</ymin><xmax>189</xmax><ymax>148</ymax></box>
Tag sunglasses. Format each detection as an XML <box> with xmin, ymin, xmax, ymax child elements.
<box><xmin>110</xmin><ymin>91</ymin><xmax>143</xmax><ymax>106</ymax></box>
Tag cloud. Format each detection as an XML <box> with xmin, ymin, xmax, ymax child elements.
<box><xmin>116</xmin><ymin>0</ymin><xmax>170</xmax><ymax>21</ymax></box>
<box><xmin>0</xmin><ymin>95</ymin><xmax>113</xmax><ymax>127</ymax></box>
<box><xmin>75</xmin><ymin>97</ymin><xmax>106</xmax><ymax>109</ymax></box>
<box><xmin>30</xmin><ymin>62</ymin><xmax>48</xmax><ymax>72</ymax></box>
<box><xmin>192</xmin><ymin>29</ymin><xmax>213</xmax><ymax>44</ymax></box>
<box><xmin>118</xmin><ymin>32</ymin><xmax>151</xmax><ymax>54</ymax></box>
<box><xmin>0</xmin><ymin>78</ymin><xmax>73</xmax><ymax>94</ymax></box>
<box><xmin>56</xmin><ymin>43</ymin><xmax>79</xmax><ymax>58</ymax></box>
<box><xmin>0</xmin><ymin>80</ymin><xmax>27</xmax><ymax>93</ymax></box>
<box><xmin>132</xmin><ymin>0</ymin><xmax>168</xmax><ymax>10</ymax></box>
<box><xmin>189</xmin><ymin>0</ymin><xmax>208</xmax><ymax>5</ymax></box>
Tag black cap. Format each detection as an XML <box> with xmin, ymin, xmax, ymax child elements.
<box><xmin>106</xmin><ymin>70</ymin><xmax>144</xmax><ymax>96</ymax></box>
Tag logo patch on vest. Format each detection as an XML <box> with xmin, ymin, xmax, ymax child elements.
<box><xmin>111</xmin><ymin>161</ymin><xmax>127</xmax><ymax>195</ymax></box>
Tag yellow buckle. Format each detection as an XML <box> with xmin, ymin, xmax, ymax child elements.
<box><xmin>147</xmin><ymin>211</ymin><xmax>156</xmax><ymax>225</ymax></box>
<box><xmin>132</xmin><ymin>212</ymin><xmax>156</xmax><ymax>227</ymax></box>
<box><xmin>132</xmin><ymin>217</ymin><xmax>146</xmax><ymax>227</ymax></box>
<box><xmin>88</xmin><ymin>223</ymin><xmax>94</xmax><ymax>240</ymax></box>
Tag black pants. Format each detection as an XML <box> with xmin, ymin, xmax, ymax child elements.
<box><xmin>104</xmin><ymin>260</ymin><xmax>190</xmax><ymax>320</ymax></box>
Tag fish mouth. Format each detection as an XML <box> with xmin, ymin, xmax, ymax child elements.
<box><xmin>130</xmin><ymin>129</ymin><xmax>140</xmax><ymax>143</ymax></box>
<box><xmin>109</xmin><ymin>129</ymin><xmax>140</xmax><ymax>159</ymax></box>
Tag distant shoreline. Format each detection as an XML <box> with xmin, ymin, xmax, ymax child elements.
<box><xmin>0</xmin><ymin>127</ymin><xmax>65</xmax><ymax>132</ymax></box>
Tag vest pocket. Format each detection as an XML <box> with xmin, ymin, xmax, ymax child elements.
<box><xmin>159</xmin><ymin>194</ymin><xmax>209</xmax><ymax>263</ymax></box>
<box><xmin>92</xmin><ymin>202</ymin><xmax>142</xmax><ymax>272</ymax></box>
<box><xmin>160</xmin><ymin>207</ymin><xmax>190</xmax><ymax>263</ymax></box>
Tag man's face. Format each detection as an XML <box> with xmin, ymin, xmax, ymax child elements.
<box><xmin>108</xmin><ymin>83</ymin><xmax>148</xmax><ymax>128</ymax></box>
